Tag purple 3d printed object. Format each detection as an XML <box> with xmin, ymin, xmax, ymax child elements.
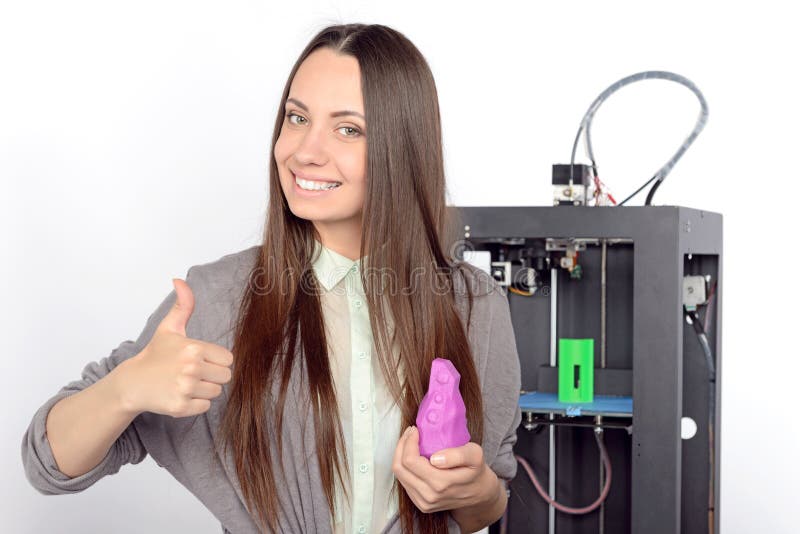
<box><xmin>415</xmin><ymin>358</ymin><xmax>471</xmax><ymax>459</ymax></box>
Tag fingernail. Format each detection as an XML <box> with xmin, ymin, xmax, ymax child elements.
<box><xmin>430</xmin><ymin>454</ymin><xmax>445</xmax><ymax>466</ymax></box>
<box><xmin>405</xmin><ymin>426</ymin><xmax>413</xmax><ymax>435</ymax></box>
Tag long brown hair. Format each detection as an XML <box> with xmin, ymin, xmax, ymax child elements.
<box><xmin>215</xmin><ymin>23</ymin><xmax>483</xmax><ymax>534</ymax></box>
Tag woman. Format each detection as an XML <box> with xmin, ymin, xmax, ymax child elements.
<box><xmin>22</xmin><ymin>23</ymin><xmax>521</xmax><ymax>534</ymax></box>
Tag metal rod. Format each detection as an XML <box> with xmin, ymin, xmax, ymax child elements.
<box><xmin>599</xmin><ymin>239</ymin><xmax>608</xmax><ymax>534</ymax></box>
<box><xmin>522</xmin><ymin>416</ymin><xmax>632</xmax><ymax>432</ymax></box>
<box><xmin>549</xmin><ymin>267</ymin><xmax>558</xmax><ymax>534</ymax></box>
<box><xmin>601</xmin><ymin>239</ymin><xmax>607</xmax><ymax>367</ymax></box>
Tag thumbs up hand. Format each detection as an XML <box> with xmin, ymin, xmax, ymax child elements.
<box><xmin>119</xmin><ymin>278</ymin><xmax>234</xmax><ymax>418</ymax></box>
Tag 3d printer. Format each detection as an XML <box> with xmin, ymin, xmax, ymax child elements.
<box><xmin>448</xmin><ymin>71</ymin><xmax>721</xmax><ymax>534</ymax></box>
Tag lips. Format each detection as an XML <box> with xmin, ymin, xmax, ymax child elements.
<box><xmin>291</xmin><ymin>169</ymin><xmax>341</xmax><ymax>184</ymax></box>
<box><xmin>292</xmin><ymin>174</ymin><xmax>342</xmax><ymax>196</ymax></box>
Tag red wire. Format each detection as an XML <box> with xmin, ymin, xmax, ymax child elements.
<box><xmin>593</xmin><ymin>174</ymin><xmax>618</xmax><ymax>205</ymax></box>
<box><xmin>514</xmin><ymin>430</ymin><xmax>613</xmax><ymax>514</ymax></box>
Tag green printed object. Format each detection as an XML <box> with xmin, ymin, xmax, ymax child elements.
<box><xmin>558</xmin><ymin>338</ymin><xmax>594</xmax><ymax>403</ymax></box>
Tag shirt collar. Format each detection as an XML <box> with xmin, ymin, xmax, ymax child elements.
<box><xmin>311</xmin><ymin>239</ymin><xmax>368</xmax><ymax>292</ymax></box>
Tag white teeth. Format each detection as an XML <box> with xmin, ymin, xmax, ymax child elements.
<box><xmin>295</xmin><ymin>176</ymin><xmax>342</xmax><ymax>191</ymax></box>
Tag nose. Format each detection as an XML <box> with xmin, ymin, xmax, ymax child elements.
<box><xmin>292</xmin><ymin>123</ymin><xmax>329</xmax><ymax>167</ymax></box>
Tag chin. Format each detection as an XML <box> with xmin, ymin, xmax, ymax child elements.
<box><xmin>286</xmin><ymin>202</ymin><xmax>332</xmax><ymax>221</ymax></box>
<box><xmin>287</xmin><ymin>204</ymin><xmax>319</xmax><ymax>221</ymax></box>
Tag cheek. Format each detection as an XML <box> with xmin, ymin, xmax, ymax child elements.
<box><xmin>273</xmin><ymin>132</ymin><xmax>291</xmax><ymax>163</ymax></box>
<box><xmin>341</xmin><ymin>159</ymin><xmax>367</xmax><ymax>208</ymax></box>
<box><xmin>345</xmin><ymin>173</ymin><xmax>367</xmax><ymax>212</ymax></box>
<box><xmin>273</xmin><ymin>133</ymin><xmax>297</xmax><ymax>190</ymax></box>
<box><xmin>339</xmin><ymin>148</ymin><xmax>367</xmax><ymax>187</ymax></box>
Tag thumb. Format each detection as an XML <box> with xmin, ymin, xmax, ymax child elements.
<box><xmin>160</xmin><ymin>278</ymin><xmax>195</xmax><ymax>336</ymax></box>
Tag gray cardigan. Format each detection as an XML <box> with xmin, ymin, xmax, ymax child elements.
<box><xmin>21</xmin><ymin>245</ymin><xmax>522</xmax><ymax>534</ymax></box>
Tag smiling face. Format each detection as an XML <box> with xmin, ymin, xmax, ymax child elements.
<box><xmin>274</xmin><ymin>47</ymin><xmax>368</xmax><ymax>257</ymax></box>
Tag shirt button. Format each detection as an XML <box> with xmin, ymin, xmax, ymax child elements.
<box><xmin>358</xmin><ymin>526</ymin><xmax>366</xmax><ymax>534</ymax></box>
<box><xmin>353</xmin><ymin>299</ymin><xmax>362</xmax><ymax>308</ymax></box>
<box><xmin>358</xmin><ymin>351</ymin><xmax>367</xmax><ymax>360</ymax></box>
<box><xmin>359</xmin><ymin>463</ymin><xmax>368</xmax><ymax>473</ymax></box>
<box><xmin>359</xmin><ymin>401</ymin><xmax>368</xmax><ymax>412</ymax></box>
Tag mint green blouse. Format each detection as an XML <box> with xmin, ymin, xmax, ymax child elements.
<box><xmin>311</xmin><ymin>239</ymin><xmax>402</xmax><ymax>534</ymax></box>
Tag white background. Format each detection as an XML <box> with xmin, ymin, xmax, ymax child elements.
<box><xmin>2</xmin><ymin>1</ymin><xmax>797</xmax><ymax>533</ymax></box>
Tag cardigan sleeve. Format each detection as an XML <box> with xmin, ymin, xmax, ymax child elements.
<box><xmin>481</xmin><ymin>284</ymin><xmax>522</xmax><ymax>485</ymax></box>
<box><xmin>20</xmin><ymin>267</ymin><xmax>196</xmax><ymax>495</ymax></box>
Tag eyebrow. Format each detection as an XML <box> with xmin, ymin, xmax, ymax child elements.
<box><xmin>285</xmin><ymin>98</ymin><xmax>364</xmax><ymax>120</ymax></box>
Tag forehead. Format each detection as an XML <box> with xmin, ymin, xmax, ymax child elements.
<box><xmin>289</xmin><ymin>47</ymin><xmax>363</xmax><ymax>111</ymax></box>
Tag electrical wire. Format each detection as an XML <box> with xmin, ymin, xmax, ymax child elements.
<box><xmin>643</xmin><ymin>177</ymin><xmax>663</xmax><ymax>206</ymax></box>
<box><xmin>592</xmin><ymin>174</ymin><xmax>617</xmax><ymax>206</ymax></box>
<box><xmin>617</xmin><ymin>172</ymin><xmax>659</xmax><ymax>206</ymax></box>
<box><xmin>688</xmin><ymin>310</ymin><xmax>716</xmax><ymax>379</ymax></box>
<box><xmin>702</xmin><ymin>281</ymin><xmax>717</xmax><ymax>333</ymax></box>
<box><xmin>686</xmin><ymin>310</ymin><xmax>716</xmax><ymax>534</ymax></box>
<box><xmin>509</xmin><ymin>286</ymin><xmax>536</xmax><ymax>297</ymax></box>
<box><xmin>568</xmin><ymin>71</ymin><xmax>709</xmax><ymax>206</ymax></box>
<box><xmin>514</xmin><ymin>428</ymin><xmax>612</xmax><ymax>515</ymax></box>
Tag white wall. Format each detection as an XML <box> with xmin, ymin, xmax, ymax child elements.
<box><xmin>2</xmin><ymin>1</ymin><xmax>796</xmax><ymax>532</ymax></box>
